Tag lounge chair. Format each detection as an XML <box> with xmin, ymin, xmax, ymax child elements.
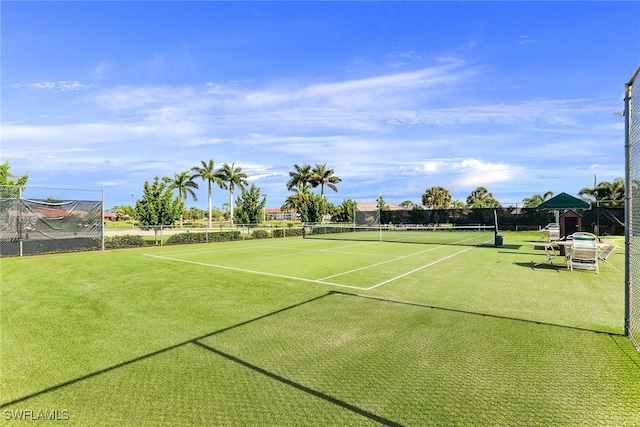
<box><xmin>598</xmin><ymin>242</ymin><xmax>619</xmax><ymax>272</ymax></box>
<box><xmin>567</xmin><ymin>232</ymin><xmax>599</xmax><ymax>273</ymax></box>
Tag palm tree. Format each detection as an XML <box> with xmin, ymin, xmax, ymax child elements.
<box><xmin>579</xmin><ymin>178</ymin><xmax>624</xmax><ymax>207</ymax></box>
<box><xmin>601</xmin><ymin>178</ymin><xmax>624</xmax><ymax>206</ymax></box>
<box><xmin>286</xmin><ymin>164</ymin><xmax>313</xmax><ymax>192</ymax></box>
<box><xmin>422</xmin><ymin>186</ymin><xmax>452</xmax><ymax>210</ymax></box>
<box><xmin>218</xmin><ymin>163</ymin><xmax>249</xmax><ymax>227</ymax></box>
<box><xmin>163</xmin><ymin>170</ymin><xmax>199</xmax><ymax>227</ymax></box>
<box><xmin>310</xmin><ymin>163</ymin><xmax>341</xmax><ymax>196</ymax></box>
<box><xmin>466</xmin><ymin>186</ymin><xmax>501</xmax><ymax>208</ymax></box>
<box><xmin>399</xmin><ymin>200</ymin><xmax>415</xmax><ymax>209</ymax></box>
<box><xmin>522</xmin><ymin>191</ymin><xmax>553</xmax><ymax>208</ymax></box>
<box><xmin>191</xmin><ymin>159</ymin><xmax>225</xmax><ymax>228</ymax></box>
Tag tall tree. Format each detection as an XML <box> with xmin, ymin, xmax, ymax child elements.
<box><xmin>579</xmin><ymin>178</ymin><xmax>624</xmax><ymax>207</ymax></box>
<box><xmin>218</xmin><ymin>163</ymin><xmax>249</xmax><ymax>227</ymax></box>
<box><xmin>0</xmin><ymin>162</ymin><xmax>29</xmax><ymax>198</ymax></box>
<box><xmin>522</xmin><ymin>191</ymin><xmax>554</xmax><ymax>208</ymax></box>
<box><xmin>399</xmin><ymin>200</ymin><xmax>415</xmax><ymax>209</ymax></box>
<box><xmin>286</xmin><ymin>164</ymin><xmax>313</xmax><ymax>192</ymax></box>
<box><xmin>466</xmin><ymin>186</ymin><xmax>501</xmax><ymax>208</ymax></box>
<box><xmin>310</xmin><ymin>163</ymin><xmax>341</xmax><ymax>196</ymax></box>
<box><xmin>333</xmin><ymin>198</ymin><xmax>358</xmax><ymax>223</ymax></box>
<box><xmin>134</xmin><ymin>177</ymin><xmax>184</xmax><ymax>244</ymax></box>
<box><xmin>376</xmin><ymin>195</ymin><xmax>390</xmax><ymax>211</ymax></box>
<box><xmin>191</xmin><ymin>159</ymin><xmax>225</xmax><ymax>228</ymax></box>
<box><xmin>234</xmin><ymin>183</ymin><xmax>266</xmax><ymax>225</ymax></box>
<box><xmin>281</xmin><ymin>192</ymin><xmax>328</xmax><ymax>223</ymax></box>
<box><xmin>422</xmin><ymin>186</ymin><xmax>452</xmax><ymax>210</ymax></box>
<box><xmin>163</xmin><ymin>170</ymin><xmax>199</xmax><ymax>227</ymax></box>
<box><xmin>451</xmin><ymin>199</ymin><xmax>465</xmax><ymax>209</ymax></box>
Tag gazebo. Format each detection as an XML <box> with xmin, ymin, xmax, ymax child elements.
<box><xmin>537</xmin><ymin>192</ymin><xmax>592</xmax><ymax>241</ymax></box>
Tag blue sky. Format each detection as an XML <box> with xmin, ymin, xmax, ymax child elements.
<box><xmin>2</xmin><ymin>1</ymin><xmax>639</xmax><ymax>210</ymax></box>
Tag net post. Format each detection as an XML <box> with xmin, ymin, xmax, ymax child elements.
<box><xmin>101</xmin><ymin>187</ymin><xmax>105</xmax><ymax>251</ymax></box>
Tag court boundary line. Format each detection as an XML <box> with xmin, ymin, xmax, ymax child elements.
<box><xmin>366</xmin><ymin>243</ymin><xmax>489</xmax><ymax>290</ymax></box>
<box><xmin>142</xmin><ymin>253</ymin><xmax>370</xmax><ymax>290</ymax></box>
<box><xmin>317</xmin><ymin>244</ymin><xmax>445</xmax><ymax>281</ymax></box>
<box><xmin>144</xmin><ymin>239</ymin><xmax>489</xmax><ymax>291</ymax></box>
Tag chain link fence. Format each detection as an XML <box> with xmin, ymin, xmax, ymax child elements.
<box><xmin>626</xmin><ymin>66</ymin><xmax>640</xmax><ymax>352</ymax></box>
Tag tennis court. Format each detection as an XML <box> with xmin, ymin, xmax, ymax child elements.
<box><xmin>143</xmin><ymin>230</ymin><xmax>493</xmax><ymax>290</ymax></box>
<box><xmin>1</xmin><ymin>231</ymin><xmax>638</xmax><ymax>426</ymax></box>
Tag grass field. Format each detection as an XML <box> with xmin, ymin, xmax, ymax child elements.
<box><xmin>1</xmin><ymin>231</ymin><xmax>638</xmax><ymax>426</ymax></box>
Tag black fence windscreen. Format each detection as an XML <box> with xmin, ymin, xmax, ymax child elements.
<box><xmin>357</xmin><ymin>207</ymin><xmax>624</xmax><ymax>236</ymax></box>
<box><xmin>0</xmin><ymin>198</ymin><xmax>103</xmax><ymax>256</ymax></box>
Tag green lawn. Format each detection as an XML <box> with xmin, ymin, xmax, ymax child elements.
<box><xmin>1</xmin><ymin>232</ymin><xmax>638</xmax><ymax>426</ymax></box>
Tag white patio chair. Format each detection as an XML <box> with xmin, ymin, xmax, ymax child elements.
<box><xmin>567</xmin><ymin>232</ymin><xmax>599</xmax><ymax>273</ymax></box>
<box><xmin>547</xmin><ymin>223</ymin><xmax>560</xmax><ymax>242</ymax></box>
<box><xmin>598</xmin><ymin>242</ymin><xmax>619</xmax><ymax>272</ymax></box>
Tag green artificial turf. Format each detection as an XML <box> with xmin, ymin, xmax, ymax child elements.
<box><xmin>1</xmin><ymin>232</ymin><xmax>638</xmax><ymax>426</ymax></box>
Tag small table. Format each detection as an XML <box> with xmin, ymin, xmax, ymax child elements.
<box><xmin>531</xmin><ymin>241</ymin><xmax>560</xmax><ymax>266</ymax></box>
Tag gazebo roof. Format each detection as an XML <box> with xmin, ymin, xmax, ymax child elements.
<box><xmin>536</xmin><ymin>192</ymin><xmax>591</xmax><ymax>210</ymax></box>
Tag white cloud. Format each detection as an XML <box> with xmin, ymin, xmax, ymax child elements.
<box><xmin>9</xmin><ymin>80</ymin><xmax>91</xmax><ymax>91</ymax></box>
<box><xmin>519</xmin><ymin>35</ymin><xmax>536</xmax><ymax>45</ymax></box>
<box><xmin>454</xmin><ymin>159</ymin><xmax>518</xmax><ymax>186</ymax></box>
<box><xmin>2</xmin><ymin>58</ymin><xmax>623</xmax><ymax>207</ymax></box>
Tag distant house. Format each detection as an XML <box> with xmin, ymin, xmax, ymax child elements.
<box><xmin>265</xmin><ymin>208</ymin><xmax>297</xmax><ymax>221</ymax></box>
<box><xmin>103</xmin><ymin>211</ymin><xmax>117</xmax><ymax>221</ymax></box>
<box><xmin>32</xmin><ymin>207</ymin><xmax>70</xmax><ymax>220</ymax></box>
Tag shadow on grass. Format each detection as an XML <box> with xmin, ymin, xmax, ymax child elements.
<box><xmin>3</xmin><ymin>290</ymin><xmax>635</xmax><ymax>425</ymax></box>
<box><xmin>0</xmin><ymin>292</ymin><xmax>404</xmax><ymax>425</ymax></box>
<box><xmin>513</xmin><ymin>261</ymin><xmax>567</xmax><ymax>271</ymax></box>
<box><xmin>191</xmin><ymin>341</ymin><xmax>403</xmax><ymax>426</ymax></box>
<box><xmin>334</xmin><ymin>291</ymin><xmax>625</xmax><ymax>337</ymax></box>
<box><xmin>0</xmin><ymin>293</ymin><xmax>332</xmax><ymax>409</ymax></box>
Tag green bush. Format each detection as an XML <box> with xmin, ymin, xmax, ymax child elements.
<box><xmin>166</xmin><ymin>231</ymin><xmax>242</xmax><ymax>245</ymax></box>
<box><xmin>104</xmin><ymin>235</ymin><xmax>147</xmax><ymax>249</ymax></box>
<box><xmin>166</xmin><ymin>232</ymin><xmax>206</xmax><ymax>244</ymax></box>
<box><xmin>251</xmin><ymin>229</ymin><xmax>270</xmax><ymax>239</ymax></box>
<box><xmin>273</xmin><ymin>228</ymin><xmax>303</xmax><ymax>238</ymax></box>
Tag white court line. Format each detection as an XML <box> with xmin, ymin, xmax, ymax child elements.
<box><xmin>365</xmin><ymin>240</ymin><xmax>492</xmax><ymax>290</ymax></box>
<box><xmin>145</xmin><ymin>237</ymin><xmax>491</xmax><ymax>292</ymax></box>
<box><xmin>317</xmin><ymin>244</ymin><xmax>444</xmax><ymax>281</ymax></box>
<box><xmin>142</xmin><ymin>253</ymin><xmax>369</xmax><ymax>291</ymax></box>
<box><xmin>145</xmin><ymin>237</ymin><xmax>374</xmax><ymax>258</ymax></box>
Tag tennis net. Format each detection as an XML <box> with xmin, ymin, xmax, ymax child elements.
<box><xmin>303</xmin><ymin>224</ymin><xmax>498</xmax><ymax>246</ymax></box>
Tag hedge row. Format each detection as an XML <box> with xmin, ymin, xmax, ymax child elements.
<box><xmin>166</xmin><ymin>231</ymin><xmax>242</xmax><ymax>245</ymax></box>
<box><xmin>251</xmin><ymin>229</ymin><xmax>270</xmax><ymax>239</ymax></box>
<box><xmin>104</xmin><ymin>235</ymin><xmax>147</xmax><ymax>249</ymax></box>
<box><xmin>273</xmin><ymin>228</ymin><xmax>303</xmax><ymax>238</ymax></box>
<box><xmin>97</xmin><ymin>227</ymin><xmax>305</xmax><ymax>251</ymax></box>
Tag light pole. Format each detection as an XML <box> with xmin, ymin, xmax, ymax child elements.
<box><xmin>131</xmin><ymin>194</ymin><xmax>135</xmax><ymax>229</ymax></box>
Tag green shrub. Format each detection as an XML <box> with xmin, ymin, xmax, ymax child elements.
<box><xmin>251</xmin><ymin>229</ymin><xmax>270</xmax><ymax>239</ymax></box>
<box><xmin>273</xmin><ymin>228</ymin><xmax>303</xmax><ymax>238</ymax></box>
<box><xmin>104</xmin><ymin>235</ymin><xmax>147</xmax><ymax>249</ymax></box>
<box><xmin>166</xmin><ymin>232</ymin><xmax>206</xmax><ymax>244</ymax></box>
<box><xmin>166</xmin><ymin>231</ymin><xmax>242</xmax><ymax>245</ymax></box>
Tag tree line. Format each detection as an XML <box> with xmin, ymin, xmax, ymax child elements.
<box><xmin>0</xmin><ymin>161</ymin><xmax>626</xmax><ymax>229</ymax></box>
